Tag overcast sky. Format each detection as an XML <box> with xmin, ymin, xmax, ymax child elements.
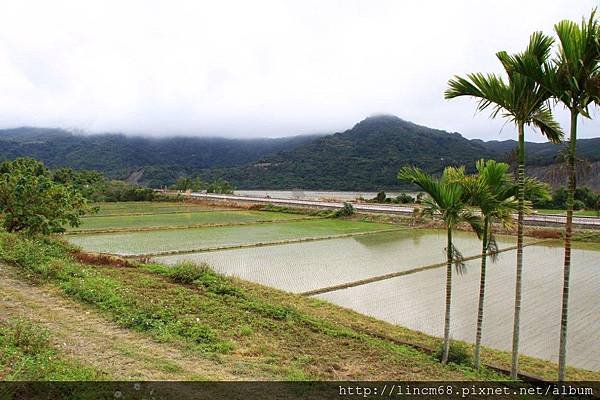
<box><xmin>1</xmin><ymin>1</ymin><xmax>599</xmax><ymax>141</ymax></box>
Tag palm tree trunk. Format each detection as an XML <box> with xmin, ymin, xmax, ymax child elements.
<box><xmin>442</xmin><ymin>227</ymin><xmax>453</xmax><ymax>364</ymax></box>
<box><xmin>510</xmin><ymin>122</ymin><xmax>525</xmax><ymax>379</ymax></box>
<box><xmin>558</xmin><ymin>109</ymin><xmax>578</xmax><ymax>381</ymax></box>
<box><xmin>474</xmin><ymin>216</ymin><xmax>489</xmax><ymax>371</ymax></box>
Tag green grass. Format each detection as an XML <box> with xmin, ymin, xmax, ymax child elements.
<box><xmin>71</xmin><ymin>210</ymin><xmax>314</xmax><ymax>232</ymax></box>
<box><xmin>534</xmin><ymin>209</ymin><xmax>600</xmax><ymax>217</ymax></box>
<box><xmin>91</xmin><ymin>201</ymin><xmax>231</xmax><ymax>216</ymax></box>
<box><xmin>0</xmin><ymin>317</ymin><xmax>105</xmax><ymax>380</ymax></box>
<box><xmin>67</xmin><ymin>219</ymin><xmax>397</xmax><ymax>256</ymax></box>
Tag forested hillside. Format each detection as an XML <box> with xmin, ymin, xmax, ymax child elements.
<box><xmin>0</xmin><ymin>128</ymin><xmax>320</xmax><ymax>187</ymax></box>
<box><xmin>200</xmin><ymin>115</ymin><xmax>498</xmax><ymax>190</ymax></box>
<box><xmin>199</xmin><ymin>116</ymin><xmax>600</xmax><ymax>190</ymax></box>
<box><xmin>1</xmin><ymin>117</ymin><xmax>599</xmax><ymax>190</ymax></box>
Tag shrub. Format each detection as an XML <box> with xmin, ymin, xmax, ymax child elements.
<box><xmin>332</xmin><ymin>202</ymin><xmax>355</xmax><ymax>218</ymax></box>
<box><xmin>173</xmin><ymin>317</ymin><xmax>216</xmax><ymax>344</ymax></box>
<box><xmin>102</xmin><ymin>180</ymin><xmax>156</xmax><ymax>202</ymax></box>
<box><xmin>433</xmin><ymin>341</ymin><xmax>471</xmax><ymax>365</ymax></box>
<box><xmin>396</xmin><ymin>193</ymin><xmax>415</xmax><ymax>204</ymax></box>
<box><xmin>168</xmin><ymin>262</ymin><xmax>212</xmax><ymax>284</ymax></box>
<box><xmin>206</xmin><ymin>179</ymin><xmax>235</xmax><ymax>194</ymax></box>
<box><xmin>239</xmin><ymin>325</ymin><xmax>254</xmax><ymax>336</ymax></box>
<box><xmin>573</xmin><ymin>200</ymin><xmax>585</xmax><ymax>211</ymax></box>
<box><xmin>373</xmin><ymin>191</ymin><xmax>386</xmax><ymax>203</ymax></box>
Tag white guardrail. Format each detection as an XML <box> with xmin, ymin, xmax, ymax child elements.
<box><xmin>189</xmin><ymin>192</ymin><xmax>600</xmax><ymax>228</ymax></box>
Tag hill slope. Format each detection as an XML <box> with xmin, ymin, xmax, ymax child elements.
<box><xmin>202</xmin><ymin>116</ymin><xmax>600</xmax><ymax>190</ymax></box>
<box><xmin>201</xmin><ymin>115</ymin><xmax>498</xmax><ymax>190</ymax></box>
<box><xmin>0</xmin><ymin>127</ymin><xmax>320</xmax><ymax>187</ymax></box>
<box><xmin>2</xmin><ymin>118</ymin><xmax>599</xmax><ymax>190</ymax></box>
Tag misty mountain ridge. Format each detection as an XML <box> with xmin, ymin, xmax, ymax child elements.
<box><xmin>1</xmin><ymin>115</ymin><xmax>599</xmax><ymax>190</ymax></box>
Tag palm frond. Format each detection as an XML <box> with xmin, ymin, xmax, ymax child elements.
<box><xmin>445</xmin><ymin>73</ymin><xmax>512</xmax><ymax>119</ymax></box>
<box><xmin>551</xmin><ymin>9</ymin><xmax>600</xmax><ymax>112</ymax></box>
<box><xmin>450</xmin><ymin>243</ymin><xmax>466</xmax><ymax>275</ymax></box>
<box><xmin>460</xmin><ymin>209</ymin><xmax>483</xmax><ymax>239</ymax></box>
<box><xmin>530</xmin><ymin>104</ymin><xmax>564</xmax><ymax>143</ymax></box>
<box><xmin>486</xmin><ymin>234</ymin><xmax>499</xmax><ymax>263</ymax></box>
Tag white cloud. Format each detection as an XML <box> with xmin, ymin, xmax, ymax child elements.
<box><xmin>0</xmin><ymin>0</ymin><xmax>598</xmax><ymax>141</ymax></box>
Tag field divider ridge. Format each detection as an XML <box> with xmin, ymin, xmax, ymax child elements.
<box><xmin>123</xmin><ymin>227</ymin><xmax>409</xmax><ymax>259</ymax></box>
<box><xmin>83</xmin><ymin>208</ymin><xmax>243</xmax><ymax>218</ymax></box>
<box><xmin>300</xmin><ymin>238</ymin><xmax>556</xmax><ymax>296</ymax></box>
<box><xmin>65</xmin><ymin>216</ymin><xmax>322</xmax><ymax>235</ymax></box>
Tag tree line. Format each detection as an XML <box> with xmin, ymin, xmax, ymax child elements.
<box><xmin>170</xmin><ymin>176</ymin><xmax>235</xmax><ymax>194</ymax></box>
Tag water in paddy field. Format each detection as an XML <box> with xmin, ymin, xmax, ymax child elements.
<box><xmin>316</xmin><ymin>242</ymin><xmax>600</xmax><ymax>371</ymax></box>
<box><xmin>67</xmin><ymin>219</ymin><xmax>391</xmax><ymax>256</ymax></box>
<box><xmin>154</xmin><ymin>229</ymin><xmax>518</xmax><ymax>293</ymax></box>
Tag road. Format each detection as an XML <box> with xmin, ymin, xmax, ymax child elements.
<box><xmin>190</xmin><ymin>192</ymin><xmax>600</xmax><ymax>229</ymax></box>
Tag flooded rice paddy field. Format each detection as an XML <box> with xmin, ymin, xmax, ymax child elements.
<box><xmin>90</xmin><ymin>201</ymin><xmax>234</xmax><ymax>216</ymax></box>
<box><xmin>155</xmin><ymin>229</ymin><xmax>521</xmax><ymax>293</ymax></box>
<box><xmin>69</xmin><ymin>202</ymin><xmax>600</xmax><ymax>371</ymax></box>
<box><xmin>72</xmin><ymin>210</ymin><xmax>312</xmax><ymax>231</ymax></box>
<box><xmin>69</xmin><ymin>218</ymin><xmax>393</xmax><ymax>255</ymax></box>
<box><xmin>317</xmin><ymin>242</ymin><xmax>600</xmax><ymax>371</ymax></box>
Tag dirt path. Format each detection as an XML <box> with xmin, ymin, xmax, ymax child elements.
<box><xmin>0</xmin><ymin>264</ymin><xmax>235</xmax><ymax>380</ymax></box>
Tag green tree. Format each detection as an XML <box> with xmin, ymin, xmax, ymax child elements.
<box><xmin>206</xmin><ymin>179</ymin><xmax>234</xmax><ymax>194</ymax></box>
<box><xmin>512</xmin><ymin>12</ymin><xmax>600</xmax><ymax>380</ymax></box>
<box><xmin>172</xmin><ymin>176</ymin><xmax>204</xmax><ymax>192</ymax></box>
<box><xmin>52</xmin><ymin>167</ymin><xmax>108</xmax><ymax>201</ymax></box>
<box><xmin>398</xmin><ymin>166</ymin><xmax>482</xmax><ymax>364</ymax></box>
<box><xmin>172</xmin><ymin>176</ymin><xmax>193</xmax><ymax>191</ymax></box>
<box><xmin>0</xmin><ymin>158</ymin><xmax>90</xmax><ymax>235</ymax></box>
<box><xmin>444</xmin><ymin>36</ymin><xmax>563</xmax><ymax>378</ymax></box>
<box><xmin>455</xmin><ymin>160</ymin><xmax>519</xmax><ymax>370</ymax></box>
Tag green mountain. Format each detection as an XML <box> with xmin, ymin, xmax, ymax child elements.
<box><xmin>200</xmin><ymin>115</ymin><xmax>499</xmax><ymax>190</ymax></box>
<box><xmin>478</xmin><ymin>138</ymin><xmax>600</xmax><ymax>166</ymax></box>
<box><xmin>0</xmin><ymin>127</ymin><xmax>320</xmax><ymax>187</ymax></box>
<box><xmin>2</xmin><ymin>116</ymin><xmax>599</xmax><ymax>190</ymax></box>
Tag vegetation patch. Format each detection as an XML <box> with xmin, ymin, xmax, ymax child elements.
<box><xmin>433</xmin><ymin>341</ymin><xmax>472</xmax><ymax>366</ymax></box>
<box><xmin>0</xmin><ymin>317</ymin><xmax>104</xmax><ymax>380</ymax></box>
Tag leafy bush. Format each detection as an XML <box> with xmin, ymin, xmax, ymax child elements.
<box><xmin>171</xmin><ymin>176</ymin><xmax>203</xmax><ymax>191</ymax></box>
<box><xmin>396</xmin><ymin>193</ymin><xmax>415</xmax><ymax>204</ymax></box>
<box><xmin>373</xmin><ymin>191</ymin><xmax>387</xmax><ymax>203</ymax></box>
<box><xmin>206</xmin><ymin>179</ymin><xmax>235</xmax><ymax>194</ymax></box>
<box><xmin>173</xmin><ymin>317</ymin><xmax>216</xmax><ymax>345</ymax></box>
<box><xmin>332</xmin><ymin>202</ymin><xmax>355</xmax><ymax>217</ymax></box>
<box><xmin>433</xmin><ymin>341</ymin><xmax>471</xmax><ymax>365</ymax></box>
<box><xmin>534</xmin><ymin>185</ymin><xmax>599</xmax><ymax>210</ymax></box>
<box><xmin>573</xmin><ymin>200</ymin><xmax>585</xmax><ymax>211</ymax></box>
<box><xmin>0</xmin><ymin>158</ymin><xmax>91</xmax><ymax>235</ymax></box>
<box><xmin>101</xmin><ymin>180</ymin><xmax>156</xmax><ymax>202</ymax></box>
<box><xmin>169</xmin><ymin>262</ymin><xmax>212</xmax><ymax>284</ymax></box>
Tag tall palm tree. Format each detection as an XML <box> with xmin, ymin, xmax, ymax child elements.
<box><xmin>398</xmin><ymin>166</ymin><xmax>482</xmax><ymax>364</ymax></box>
<box><xmin>444</xmin><ymin>36</ymin><xmax>563</xmax><ymax>378</ymax></box>
<box><xmin>512</xmin><ymin>12</ymin><xmax>600</xmax><ymax>381</ymax></box>
<box><xmin>456</xmin><ymin>160</ymin><xmax>518</xmax><ymax>371</ymax></box>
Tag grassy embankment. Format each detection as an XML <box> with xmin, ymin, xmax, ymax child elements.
<box><xmin>0</xmin><ymin>316</ymin><xmax>104</xmax><ymax>380</ymax></box>
<box><xmin>534</xmin><ymin>209</ymin><xmax>599</xmax><ymax>217</ymax></box>
<box><xmin>1</xmin><ymin>232</ymin><xmax>599</xmax><ymax>381</ymax></box>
